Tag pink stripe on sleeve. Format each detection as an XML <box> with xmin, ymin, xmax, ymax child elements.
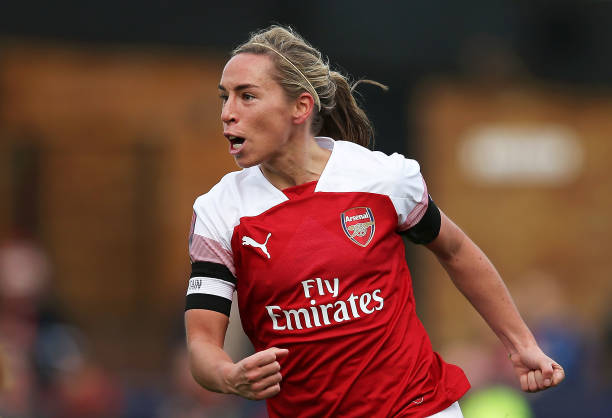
<box><xmin>189</xmin><ymin>234</ymin><xmax>235</xmax><ymax>277</ymax></box>
<box><xmin>399</xmin><ymin>178</ymin><xmax>429</xmax><ymax>231</ymax></box>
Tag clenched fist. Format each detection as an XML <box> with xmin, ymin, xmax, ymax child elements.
<box><xmin>223</xmin><ymin>347</ymin><xmax>289</xmax><ymax>400</ymax></box>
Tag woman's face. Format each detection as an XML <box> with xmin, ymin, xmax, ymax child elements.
<box><xmin>218</xmin><ymin>53</ymin><xmax>296</xmax><ymax>168</ymax></box>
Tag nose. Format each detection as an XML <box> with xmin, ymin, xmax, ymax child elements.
<box><xmin>221</xmin><ymin>97</ymin><xmax>236</xmax><ymax>124</ymax></box>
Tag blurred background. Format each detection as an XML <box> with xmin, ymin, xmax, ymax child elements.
<box><xmin>0</xmin><ymin>0</ymin><xmax>611</xmax><ymax>417</ymax></box>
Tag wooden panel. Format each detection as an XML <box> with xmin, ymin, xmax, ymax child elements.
<box><xmin>0</xmin><ymin>42</ymin><xmax>239</xmax><ymax>369</ymax></box>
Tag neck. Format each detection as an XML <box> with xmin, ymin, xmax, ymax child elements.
<box><xmin>260</xmin><ymin>135</ymin><xmax>331</xmax><ymax>190</ymax></box>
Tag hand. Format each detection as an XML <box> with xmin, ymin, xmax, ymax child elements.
<box><xmin>509</xmin><ymin>346</ymin><xmax>565</xmax><ymax>392</ymax></box>
<box><xmin>223</xmin><ymin>347</ymin><xmax>289</xmax><ymax>400</ymax></box>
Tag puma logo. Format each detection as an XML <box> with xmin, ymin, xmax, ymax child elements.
<box><xmin>242</xmin><ymin>232</ymin><xmax>272</xmax><ymax>259</ymax></box>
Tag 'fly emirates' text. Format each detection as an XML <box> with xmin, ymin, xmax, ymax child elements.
<box><xmin>265</xmin><ymin>277</ymin><xmax>384</xmax><ymax>331</ymax></box>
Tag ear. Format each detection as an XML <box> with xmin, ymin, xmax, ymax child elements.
<box><xmin>292</xmin><ymin>92</ymin><xmax>316</xmax><ymax>125</ymax></box>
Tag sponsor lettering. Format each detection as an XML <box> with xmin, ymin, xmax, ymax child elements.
<box><xmin>265</xmin><ymin>277</ymin><xmax>384</xmax><ymax>331</ymax></box>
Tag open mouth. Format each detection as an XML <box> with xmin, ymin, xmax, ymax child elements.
<box><xmin>228</xmin><ymin>135</ymin><xmax>245</xmax><ymax>151</ymax></box>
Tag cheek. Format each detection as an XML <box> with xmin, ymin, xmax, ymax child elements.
<box><xmin>253</xmin><ymin>108</ymin><xmax>292</xmax><ymax>137</ymax></box>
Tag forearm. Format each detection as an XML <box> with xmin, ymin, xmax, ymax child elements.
<box><xmin>427</xmin><ymin>218</ymin><xmax>537</xmax><ymax>355</ymax></box>
<box><xmin>185</xmin><ymin>309</ymin><xmax>236</xmax><ymax>394</ymax></box>
<box><xmin>185</xmin><ymin>309</ymin><xmax>288</xmax><ymax>400</ymax></box>
<box><xmin>187</xmin><ymin>336</ymin><xmax>236</xmax><ymax>394</ymax></box>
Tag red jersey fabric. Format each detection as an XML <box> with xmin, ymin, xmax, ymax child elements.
<box><xmin>232</xmin><ymin>183</ymin><xmax>469</xmax><ymax>417</ymax></box>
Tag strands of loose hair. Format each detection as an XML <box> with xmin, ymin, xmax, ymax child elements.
<box><xmin>250</xmin><ymin>42</ymin><xmax>322</xmax><ymax>111</ymax></box>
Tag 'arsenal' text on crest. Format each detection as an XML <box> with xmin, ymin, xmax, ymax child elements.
<box><xmin>340</xmin><ymin>207</ymin><xmax>375</xmax><ymax>247</ymax></box>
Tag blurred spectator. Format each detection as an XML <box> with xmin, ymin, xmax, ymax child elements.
<box><xmin>0</xmin><ymin>235</ymin><xmax>51</xmax><ymax>416</ymax></box>
<box><xmin>511</xmin><ymin>271</ymin><xmax>589</xmax><ymax>415</ymax></box>
<box><xmin>476</xmin><ymin>269</ymin><xmax>612</xmax><ymax>418</ymax></box>
<box><xmin>0</xmin><ymin>234</ymin><xmax>122</xmax><ymax>417</ymax></box>
<box><xmin>45</xmin><ymin>360</ymin><xmax>122</xmax><ymax>418</ymax></box>
<box><xmin>442</xmin><ymin>269</ymin><xmax>612</xmax><ymax>417</ymax></box>
<box><xmin>155</xmin><ymin>344</ymin><xmax>266</xmax><ymax>418</ymax></box>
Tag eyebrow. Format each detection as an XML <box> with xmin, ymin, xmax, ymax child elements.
<box><xmin>218</xmin><ymin>83</ymin><xmax>260</xmax><ymax>92</ymax></box>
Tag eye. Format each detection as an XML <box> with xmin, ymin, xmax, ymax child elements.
<box><xmin>242</xmin><ymin>93</ymin><xmax>255</xmax><ymax>101</ymax></box>
<box><xmin>219</xmin><ymin>94</ymin><xmax>228</xmax><ymax>102</ymax></box>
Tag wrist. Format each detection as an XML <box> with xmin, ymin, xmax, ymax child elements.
<box><xmin>501</xmin><ymin>328</ymin><xmax>538</xmax><ymax>356</ymax></box>
<box><xmin>218</xmin><ymin>361</ymin><xmax>237</xmax><ymax>395</ymax></box>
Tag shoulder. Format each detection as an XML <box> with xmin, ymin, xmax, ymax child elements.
<box><xmin>334</xmin><ymin>140</ymin><xmax>418</xmax><ymax>168</ymax></box>
<box><xmin>193</xmin><ymin>166</ymin><xmax>287</xmax><ymax>232</ymax></box>
<box><xmin>319</xmin><ymin>139</ymin><xmax>422</xmax><ymax>196</ymax></box>
<box><xmin>192</xmin><ymin>169</ymin><xmax>253</xmax><ymax>240</ymax></box>
<box><xmin>328</xmin><ymin>140</ymin><xmax>429</xmax><ymax>230</ymax></box>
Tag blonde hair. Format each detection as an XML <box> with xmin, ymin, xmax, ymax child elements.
<box><xmin>232</xmin><ymin>25</ymin><xmax>387</xmax><ymax>148</ymax></box>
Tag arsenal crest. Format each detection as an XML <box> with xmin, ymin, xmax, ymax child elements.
<box><xmin>341</xmin><ymin>207</ymin><xmax>375</xmax><ymax>247</ymax></box>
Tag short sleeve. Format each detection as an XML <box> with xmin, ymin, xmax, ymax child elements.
<box><xmin>185</xmin><ymin>195</ymin><xmax>237</xmax><ymax>316</ymax></box>
<box><xmin>387</xmin><ymin>154</ymin><xmax>429</xmax><ymax>232</ymax></box>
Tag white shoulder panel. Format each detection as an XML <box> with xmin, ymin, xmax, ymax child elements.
<box><xmin>316</xmin><ymin>140</ymin><xmax>428</xmax><ymax>230</ymax></box>
<box><xmin>191</xmin><ymin>167</ymin><xmax>287</xmax><ymax>268</ymax></box>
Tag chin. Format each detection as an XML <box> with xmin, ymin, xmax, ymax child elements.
<box><xmin>233</xmin><ymin>155</ymin><xmax>260</xmax><ymax>169</ymax></box>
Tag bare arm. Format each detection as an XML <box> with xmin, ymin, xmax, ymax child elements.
<box><xmin>185</xmin><ymin>309</ymin><xmax>288</xmax><ymax>399</ymax></box>
<box><xmin>424</xmin><ymin>211</ymin><xmax>564</xmax><ymax>392</ymax></box>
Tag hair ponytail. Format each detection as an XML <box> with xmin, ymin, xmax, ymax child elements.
<box><xmin>316</xmin><ymin>73</ymin><xmax>387</xmax><ymax>148</ymax></box>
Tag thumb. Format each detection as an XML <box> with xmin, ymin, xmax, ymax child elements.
<box><xmin>540</xmin><ymin>360</ymin><xmax>554</xmax><ymax>386</ymax></box>
<box><xmin>272</xmin><ymin>347</ymin><xmax>289</xmax><ymax>360</ymax></box>
<box><xmin>552</xmin><ymin>363</ymin><xmax>565</xmax><ymax>386</ymax></box>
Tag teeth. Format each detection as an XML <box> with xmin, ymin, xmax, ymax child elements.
<box><xmin>232</xmin><ymin>142</ymin><xmax>242</xmax><ymax>150</ymax></box>
<box><xmin>229</xmin><ymin>135</ymin><xmax>237</xmax><ymax>140</ymax></box>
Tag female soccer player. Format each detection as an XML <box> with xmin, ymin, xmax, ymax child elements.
<box><xmin>184</xmin><ymin>26</ymin><xmax>564</xmax><ymax>417</ymax></box>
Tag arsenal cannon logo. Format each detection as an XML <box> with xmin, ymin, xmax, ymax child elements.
<box><xmin>340</xmin><ymin>207</ymin><xmax>375</xmax><ymax>247</ymax></box>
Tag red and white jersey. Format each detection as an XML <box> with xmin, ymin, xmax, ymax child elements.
<box><xmin>187</xmin><ymin>137</ymin><xmax>470</xmax><ymax>417</ymax></box>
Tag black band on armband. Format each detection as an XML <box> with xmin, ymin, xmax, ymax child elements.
<box><xmin>403</xmin><ymin>195</ymin><xmax>441</xmax><ymax>245</ymax></box>
<box><xmin>185</xmin><ymin>293</ymin><xmax>232</xmax><ymax>316</ymax></box>
<box><xmin>190</xmin><ymin>261</ymin><xmax>236</xmax><ymax>285</ymax></box>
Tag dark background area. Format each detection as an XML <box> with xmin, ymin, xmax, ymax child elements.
<box><xmin>3</xmin><ymin>0</ymin><xmax>612</xmax><ymax>156</ymax></box>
